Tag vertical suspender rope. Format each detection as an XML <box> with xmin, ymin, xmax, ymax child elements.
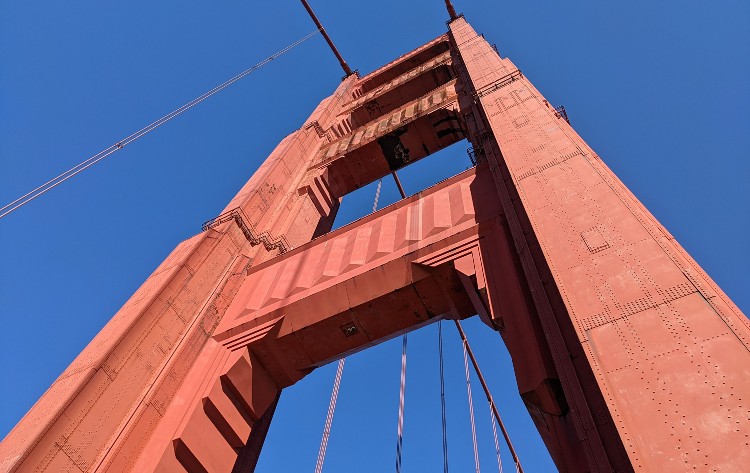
<box><xmin>438</xmin><ymin>321</ymin><xmax>450</xmax><ymax>473</ymax></box>
<box><xmin>314</xmin><ymin>358</ymin><xmax>345</xmax><ymax>473</ymax></box>
<box><xmin>462</xmin><ymin>339</ymin><xmax>482</xmax><ymax>473</ymax></box>
<box><xmin>368</xmin><ymin>175</ymin><xmax>412</xmax><ymax>473</ymax></box>
<box><xmin>372</xmin><ymin>179</ymin><xmax>382</xmax><ymax>213</ymax></box>
<box><xmin>313</xmin><ymin>178</ymin><xmax>384</xmax><ymax>472</ymax></box>
<box><xmin>454</xmin><ymin>320</ymin><xmax>525</xmax><ymax>473</ymax></box>
<box><xmin>489</xmin><ymin>404</ymin><xmax>504</xmax><ymax>473</ymax></box>
<box><xmin>392</xmin><ymin>170</ymin><xmax>408</xmax><ymax>473</ymax></box>
<box><xmin>395</xmin><ymin>333</ymin><xmax>408</xmax><ymax>473</ymax></box>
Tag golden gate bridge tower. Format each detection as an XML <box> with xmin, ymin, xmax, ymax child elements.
<box><xmin>1</xmin><ymin>3</ymin><xmax>748</xmax><ymax>472</ymax></box>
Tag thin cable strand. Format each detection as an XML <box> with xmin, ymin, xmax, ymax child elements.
<box><xmin>439</xmin><ymin>320</ymin><xmax>450</xmax><ymax>473</ymax></box>
<box><xmin>454</xmin><ymin>320</ymin><xmax>524</xmax><ymax>473</ymax></box>
<box><xmin>463</xmin><ymin>340</ymin><xmax>481</xmax><ymax>473</ymax></box>
<box><xmin>372</xmin><ymin>179</ymin><xmax>382</xmax><ymax>213</ymax></box>
<box><xmin>0</xmin><ymin>29</ymin><xmax>321</xmax><ymax>220</ymax></box>
<box><xmin>312</xmin><ymin>176</ymin><xmax>386</xmax><ymax>472</ymax></box>
<box><xmin>489</xmin><ymin>401</ymin><xmax>504</xmax><ymax>473</ymax></box>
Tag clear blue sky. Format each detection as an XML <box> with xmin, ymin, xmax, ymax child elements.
<box><xmin>1</xmin><ymin>1</ymin><xmax>748</xmax><ymax>471</ymax></box>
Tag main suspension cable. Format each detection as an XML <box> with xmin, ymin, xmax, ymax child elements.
<box><xmin>0</xmin><ymin>29</ymin><xmax>321</xmax><ymax>220</ymax></box>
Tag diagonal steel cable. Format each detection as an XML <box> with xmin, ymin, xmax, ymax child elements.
<box><xmin>0</xmin><ymin>29</ymin><xmax>321</xmax><ymax>220</ymax></box>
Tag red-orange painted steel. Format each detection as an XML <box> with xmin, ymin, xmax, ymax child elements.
<box><xmin>1</xmin><ymin>17</ymin><xmax>747</xmax><ymax>473</ymax></box>
<box><xmin>449</xmin><ymin>18</ymin><xmax>750</xmax><ymax>472</ymax></box>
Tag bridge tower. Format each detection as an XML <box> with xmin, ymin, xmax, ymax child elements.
<box><xmin>2</xmin><ymin>14</ymin><xmax>748</xmax><ymax>473</ymax></box>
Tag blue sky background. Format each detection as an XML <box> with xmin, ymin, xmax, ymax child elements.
<box><xmin>1</xmin><ymin>1</ymin><xmax>748</xmax><ymax>471</ymax></box>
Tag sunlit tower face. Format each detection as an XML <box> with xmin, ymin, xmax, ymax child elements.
<box><xmin>0</xmin><ymin>4</ymin><xmax>748</xmax><ymax>473</ymax></box>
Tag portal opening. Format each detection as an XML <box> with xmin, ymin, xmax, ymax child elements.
<box><xmin>330</xmin><ymin>139</ymin><xmax>472</xmax><ymax>231</ymax></box>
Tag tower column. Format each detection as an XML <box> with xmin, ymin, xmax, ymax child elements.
<box><xmin>450</xmin><ymin>16</ymin><xmax>750</xmax><ymax>472</ymax></box>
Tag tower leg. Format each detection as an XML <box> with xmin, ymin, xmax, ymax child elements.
<box><xmin>450</xmin><ymin>16</ymin><xmax>750</xmax><ymax>472</ymax></box>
